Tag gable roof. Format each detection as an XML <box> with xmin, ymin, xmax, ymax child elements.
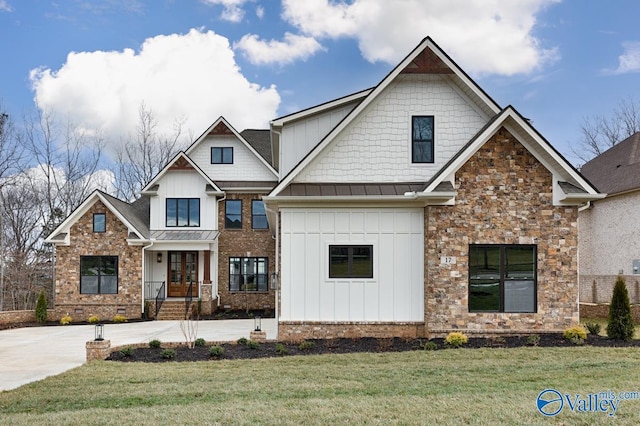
<box><xmin>240</xmin><ymin>129</ymin><xmax>272</xmax><ymax>166</ymax></box>
<box><xmin>580</xmin><ymin>132</ymin><xmax>640</xmax><ymax>195</ymax></box>
<box><xmin>269</xmin><ymin>36</ymin><xmax>501</xmax><ymax>197</ymax></box>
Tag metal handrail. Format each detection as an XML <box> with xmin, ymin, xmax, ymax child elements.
<box><xmin>184</xmin><ymin>281</ymin><xmax>194</xmax><ymax>320</ymax></box>
<box><xmin>155</xmin><ymin>281</ymin><xmax>166</xmax><ymax>320</ymax></box>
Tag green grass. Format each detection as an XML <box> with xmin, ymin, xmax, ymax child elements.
<box><xmin>2</xmin><ymin>347</ymin><xmax>640</xmax><ymax>425</ymax></box>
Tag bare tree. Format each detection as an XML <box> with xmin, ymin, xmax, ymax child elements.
<box><xmin>573</xmin><ymin>96</ymin><xmax>640</xmax><ymax>164</ymax></box>
<box><xmin>113</xmin><ymin>103</ymin><xmax>186</xmax><ymax>201</ymax></box>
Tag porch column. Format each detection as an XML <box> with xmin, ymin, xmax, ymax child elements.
<box><xmin>203</xmin><ymin>250</ymin><xmax>211</xmax><ymax>284</ymax></box>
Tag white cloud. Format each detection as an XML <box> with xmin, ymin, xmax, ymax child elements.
<box><xmin>281</xmin><ymin>0</ymin><xmax>560</xmax><ymax>76</ymax></box>
<box><xmin>612</xmin><ymin>41</ymin><xmax>640</xmax><ymax>74</ymax></box>
<box><xmin>29</xmin><ymin>29</ymin><xmax>280</xmax><ymax>149</ymax></box>
<box><xmin>256</xmin><ymin>5</ymin><xmax>264</xmax><ymax>19</ymax></box>
<box><xmin>0</xmin><ymin>0</ymin><xmax>12</xmax><ymax>12</ymax></box>
<box><xmin>201</xmin><ymin>0</ymin><xmax>252</xmax><ymax>23</ymax></box>
<box><xmin>234</xmin><ymin>32</ymin><xmax>325</xmax><ymax>65</ymax></box>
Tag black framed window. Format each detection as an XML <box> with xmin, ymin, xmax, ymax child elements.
<box><xmin>412</xmin><ymin>115</ymin><xmax>434</xmax><ymax>163</ymax></box>
<box><xmin>211</xmin><ymin>147</ymin><xmax>233</xmax><ymax>164</ymax></box>
<box><xmin>229</xmin><ymin>257</ymin><xmax>268</xmax><ymax>291</ymax></box>
<box><xmin>329</xmin><ymin>245</ymin><xmax>373</xmax><ymax>279</ymax></box>
<box><xmin>93</xmin><ymin>213</ymin><xmax>106</xmax><ymax>233</ymax></box>
<box><xmin>80</xmin><ymin>256</ymin><xmax>118</xmax><ymax>294</ymax></box>
<box><xmin>166</xmin><ymin>198</ymin><xmax>200</xmax><ymax>227</ymax></box>
<box><xmin>251</xmin><ymin>200</ymin><xmax>268</xmax><ymax>229</ymax></box>
<box><xmin>225</xmin><ymin>199</ymin><xmax>242</xmax><ymax>229</ymax></box>
<box><xmin>468</xmin><ymin>244</ymin><xmax>537</xmax><ymax>313</ymax></box>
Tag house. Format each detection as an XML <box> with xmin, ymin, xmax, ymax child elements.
<box><xmin>45</xmin><ymin>117</ymin><xmax>278</xmax><ymax>320</ymax></box>
<box><xmin>578</xmin><ymin>132</ymin><xmax>640</xmax><ymax>304</ymax></box>
<box><xmin>263</xmin><ymin>37</ymin><xmax>603</xmax><ymax>340</ymax></box>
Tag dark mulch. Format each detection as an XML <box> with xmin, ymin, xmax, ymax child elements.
<box><xmin>106</xmin><ymin>334</ymin><xmax>640</xmax><ymax>363</ymax></box>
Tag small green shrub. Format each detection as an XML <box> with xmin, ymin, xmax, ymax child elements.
<box><xmin>418</xmin><ymin>341</ymin><xmax>437</xmax><ymax>351</ymax></box>
<box><xmin>247</xmin><ymin>340</ymin><xmax>260</xmax><ymax>350</ymax></box>
<box><xmin>149</xmin><ymin>339</ymin><xmax>162</xmax><ymax>348</ymax></box>
<box><xmin>607</xmin><ymin>276</ymin><xmax>635</xmax><ymax>341</ymax></box>
<box><xmin>35</xmin><ymin>290</ymin><xmax>48</xmax><ymax>323</ymax></box>
<box><xmin>298</xmin><ymin>341</ymin><xmax>315</xmax><ymax>351</ymax></box>
<box><xmin>113</xmin><ymin>314</ymin><xmax>127</xmax><ymax>323</ymax></box>
<box><xmin>564</xmin><ymin>325</ymin><xmax>587</xmax><ymax>344</ymax></box>
<box><xmin>237</xmin><ymin>337</ymin><xmax>248</xmax><ymax>346</ymax></box>
<box><xmin>275</xmin><ymin>343</ymin><xmax>289</xmax><ymax>355</ymax></box>
<box><xmin>194</xmin><ymin>338</ymin><xmax>206</xmax><ymax>347</ymax></box>
<box><xmin>88</xmin><ymin>315</ymin><xmax>100</xmax><ymax>324</ymax></box>
<box><xmin>161</xmin><ymin>348</ymin><xmax>176</xmax><ymax>359</ymax></box>
<box><xmin>119</xmin><ymin>347</ymin><xmax>134</xmax><ymax>357</ymax></box>
<box><xmin>584</xmin><ymin>322</ymin><xmax>602</xmax><ymax>335</ymax></box>
<box><xmin>526</xmin><ymin>334</ymin><xmax>541</xmax><ymax>346</ymax></box>
<box><xmin>209</xmin><ymin>345</ymin><xmax>224</xmax><ymax>358</ymax></box>
<box><xmin>445</xmin><ymin>332</ymin><xmax>468</xmax><ymax>348</ymax></box>
<box><xmin>60</xmin><ymin>314</ymin><xmax>73</xmax><ymax>325</ymax></box>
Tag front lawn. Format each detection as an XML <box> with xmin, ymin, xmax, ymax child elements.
<box><xmin>2</xmin><ymin>347</ymin><xmax>640</xmax><ymax>425</ymax></box>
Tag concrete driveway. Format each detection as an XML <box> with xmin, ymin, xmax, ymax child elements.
<box><xmin>0</xmin><ymin>318</ymin><xmax>276</xmax><ymax>392</ymax></box>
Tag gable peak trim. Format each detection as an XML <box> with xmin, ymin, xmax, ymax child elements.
<box><xmin>401</xmin><ymin>46</ymin><xmax>454</xmax><ymax>75</ymax></box>
<box><xmin>208</xmin><ymin>121</ymin><xmax>234</xmax><ymax>136</ymax></box>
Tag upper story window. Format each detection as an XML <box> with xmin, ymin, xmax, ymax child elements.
<box><xmin>211</xmin><ymin>147</ymin><xmax>233</xmax><ymax>164</ymax></box>
<box><xmin>468</xmin><ymin>244</ymin><xmax>537</xmax><ymax>313</ymax></box>
<box><xmin>329</xmin><ymin>245</ymin><xmax>373</xmax><ymax>279</ymax></box>
<box><xmin>251</xmin><ymin>200</ymin><xmax>268</xmax><ymax>229</ymax></box>
<box><xmin>93</xmin><ymin>213</ymin><xmax>106</xmax><ymax>233</ymax></box>
<box><xmin>80</xmin><ymin>256</ymin><xmax>118</xmax><ymax>294</ymax></box>
<box><xmin>412</xmin><ymin>115</ymin><xmax>434</xmax><ymax>163</ymax></box>
<box><xmin>225</xmin><ymin>199</ymin><xmax>242</xmax><ymax>229</ymax></box>
<box><xmin>166</xmin><ymin>198</ymin><xmax>200</xmax><ymax>227</ymax></box>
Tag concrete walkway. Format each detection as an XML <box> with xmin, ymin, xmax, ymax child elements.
<box><xmin>0</xmin><ymin>318</ymin><xmax>276</xmax><ymax>392</ymax></box>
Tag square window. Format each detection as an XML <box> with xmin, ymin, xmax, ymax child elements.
<box><xmin>329</xmin><ymin>245</ymin><xmax>373</xmax><ymax>279</ymax></box>
<box><xmin>93</xmin><ymin>213</ymin><xmax>106</xmax><ymax>233</ymax></box>
<box><xmin>80</xmin><ymin>256</ymin><xmax>118</xmax><ymax>294</ymax></box>
<box><xmin>251</xmin><ymin>200</ymin><xmax>268</xmax><ymax>229</ymax></box>
<box><xmin>225</xmin><ymin>199</ymin><xmax>242</xmax><ymax>229</ymax></box>
<box><xmin>412</xmin><ymin>116</ymin><xmax>434</xmax><ymax>163</ymax></box>
<box><xmin>211</xmin><ymin>147</ymin><xmax>233</xmax><ymax>164</ymax></box>
<box><xmin>166</xmin><ymin>198</ymin><xmax>200</xmax><ymax>227</ymax></box>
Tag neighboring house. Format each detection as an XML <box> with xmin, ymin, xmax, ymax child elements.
<box><xmin>579</xmin><ymin>132</ymin><xmax>640</xmax><ymax>304</ymax></box>
<box><xmin>264</xmin><ymin>37</ymin><xmax>603</xmax><ymax>340</ymax></box>
<box><xmin>45</xmin><ymin>117</ymin><xmax>278</xmax><ymax>320</ymax></box>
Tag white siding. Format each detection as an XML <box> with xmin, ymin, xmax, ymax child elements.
<box><xmin>280</xmin><ymin>207</ymin><xmax>424</xmax><ymax>322</ymax></box>
<box><xmin>296</xmin><ymin>74</ymin><xmax>488</xmax><ymax>183</ymax></box>
<box><xmin>189</xmin><ymin>135</ymin><xmax>276</xmax><ymax>181</ymax></box>
<box><xmin>149</xmin><ymin>170</ymin><xmax>218</xmax><ymax>230</ymax></box>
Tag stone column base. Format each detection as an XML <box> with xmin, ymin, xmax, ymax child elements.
<box><xmin>250</xmin><ymin>330</ymin><xmax>267</xmax><ymax>342</ymax></box>
<box><xmin>86</xmin><ymin>340</ymin><xmax>111</xmax><ymax>361</ymax></box>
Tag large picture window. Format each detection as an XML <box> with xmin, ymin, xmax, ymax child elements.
<box><xmin>412</xmin><ymin>115</ymin><xmax>434</xmax><ymax>163</ymax></box>
<box><xmin>229</xmin><ymin>257</ymin><xmax>268</xmax><ymax>291</ymax></box>
<box><xmin>211</xmin><ymin>147</ymin><xmax>233</xmax><ymax>164</ymax></box>
<box><xmin>329</xmin><ymin>245</ymin><xmax>373</xmax><ymax>279</ymax></box>
<box><xmin>468</xmin><ymin>245</ymin><xmax>537</xmax><ymax>313</ymax></box>
<box><xmin>166</xmin><ymin>198</ymin><xmax>200</xmax><ymax>227</ymax></box>
<box><xmin>80</xmin><ymin>256</ymin><xmax>118</xmax><ymax>294</ymax></box>
<box><xmin>251</xmin><ymin>200</ymin><xmax>268</xmax><ymax>229</ymax></box>
<box><xmin>225</xmin><ymin>199</ymin><xmax>242</xmax><ymax>229</ymax></box>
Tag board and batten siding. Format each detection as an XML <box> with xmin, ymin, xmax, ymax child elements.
<box><xmin>149</xmin><ymin>170</ymin><xmax>218</xmax><ymax>230</ymax></box>
<box><xmin>295</xmin><ymin>74</ymin><xmax>488</xmax><ymax>183</ymax></box>
<box><xmin>280</xmin><ymin>207</ymin><xmax>424</xmax><ymax>322</ymax></box>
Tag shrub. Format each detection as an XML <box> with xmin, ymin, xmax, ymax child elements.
<box><xmin>60</xmin><ymin>314</ymin><xmax>73</xmax><ymax>325</ymax></box>
<box><xmin>526</xmin><ymin>334</ymin><xmax>541</xmax><ymax>347</ymax></box>
<box><xmin>161</xmin><ymin>348</ymin><xmax>176</xmax><ymax>359</ymax></box>
<box><xmin>247</xmin><ymin>340</ymin><xmax>260</xmax><ymax>350</ymax></box>
<box><xmin>564</xmin><ymin>325</ymin><xmax>587</xmax><ymax>344</ymax></box>
<box><xmin>584</xmin><ymin>322</ymin><xmax>602</xmax><ymax>335</ymax></box>
<box><xmin>119</xmin><ymin>347</ymin><xmax>134</xmax><ymax>357</ymax></box>
<box><xmin>237</xmin><ymin>337</ymin><xmax>248</xmax><ymax>346</ymax></box>
<box><xmin>298</xmin><ymin>341</ymin><xmax>315</xmax><ymax>351</ymax></box>
<box><xmin>149</xmin><ymin>339</ymin><xmax>162</xmax><ymax>348</ymax></box>
<box><xmin>607</xmin><ymin>276</ymin><xmax>635</xmax><ymax>341</ymax></box>
<box><xmin>275</xmin><ymin>343</ymin><xmax>289</xmax><ymax>355</ymax></box>
<box><xmin>113</xmin><ymin>314</ymin><xmax>127</xmax><ymax>323</ymax></box>
<box><xmin>194</xmin><ymin>338</ymin><xmax>206</xmax><ymax>347</ymax></box>
<box><xmin>88</xmin><ymin>315</ymin><xmax>100</xmax><ymax>324</ymax></box>
<box><xmin>209</xmin><ymin>345</ymin><xmax>224</xmax><ymax>358</ymax></box>
<box><xmin>445</xmin><ymin>332</ymin><xmax>468</xmax><ymax>348</ymax></box>
<box><xmin>417</xmin><ymin>341</ymin><xmax>437</xmax><ymax>351</ymax></box>
<box><xmin>35</xmin><ymin>290</ymin><xmax>48</xmax><ymax>323</ymax></box>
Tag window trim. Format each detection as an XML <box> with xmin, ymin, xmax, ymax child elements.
<box><xmin>251</xmin><ymin>199</ymin><xmax>268</xmax><ymax>230</ymax></box>
<box><xmin>166</xmin><ymin>198</ymin><xmax>200</xmax><ymax>227</ymax></box>
<box><xmin>411</xmin><ymin>115</ymin><xmax>435</xmax><ymax>164</ymax></box>
<box><xmin>80</xmin><ymin>255</ymin><xmax>118</xmax><ymax>294</ymax></box>
<box><xmin>328</xmin><ymin>244</ymin><xmax>374</xmax><ymax>279</ymax></box>
<box><xmin>93</xmin><ymin>213</ymin><xmax>106</xmax><ymax>233</ymax></box>
<box><xmin>229</xmin><ymin>257</ymin><xmax>269</xmax><ymax>292</ymax></box>
<box><xmin>211</xmin><ymin>146</ymin><xmax>234</xmax><ymax>164</ymax></box>
<box><xmin>468</xmin><ymin>244</ymin><xmax>537</xmax><ymax>313</ymax></box>
<box><xmin>225</xmin><ymin>199</ymin><xmax>242</xmax><ymax>229</ymax></box>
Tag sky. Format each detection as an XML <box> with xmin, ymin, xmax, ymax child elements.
<box><xmin>1</xmin><ymin>0</ymin><xmax>639</xmax><ymax>166</ymax></box>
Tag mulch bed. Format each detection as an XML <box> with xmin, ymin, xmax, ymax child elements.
<box><xmin>106</xmin><ymin>334</ymin><xmax>640</xmax><ymax>363</ymax></box>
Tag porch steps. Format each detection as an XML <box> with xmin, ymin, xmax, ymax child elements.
<box><xmin>156</xmin><ymin>300</ymin><xmax>198</xmax><ymax>321</ymax></box>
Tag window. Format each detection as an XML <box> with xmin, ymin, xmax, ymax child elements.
<box><xmin>211</xmin><ymin>147</ymin><xmax>233</xmax><ymax>164</ymax></box>
<box><xmin>252</xmin><ymin>200</ymin><xmax>268</xmax><ymax>229</ymax></box>
<box><xmin>166</xmin><ymin>198</ymin><xmax>200</xmax><ymax>227</ymax></box>
<box><xmin>468</xmin><ymin>245</ymin><xmax>537</xmax><ymax>313</ymax></box>
<box><xmin>93</xmin><ymin>213</ymin><xmax>106</xmax><ymax>233</ymax></box>
<box><xmin>225</xmin><ymin>199</ymin><xmax>242</xmax><ymax>229</ymax></box>
<box><xmin>412</xmin><ymin>115</ymin><xmax>434</xmax><ymax>163</ymax></box>
<box><xmin>229</xmin><ymin>257</ymin><xmax>268</xmax><ymax>291</ymax></box>
<box><xmin>80</xmin><ymin>256</ymin><xmax>118</xmax><ymax>294</ymax></box>
<box><xmin>329</xmin><ymin>245</ymin><xmax>373</xmax><ymax>279</ymax></box>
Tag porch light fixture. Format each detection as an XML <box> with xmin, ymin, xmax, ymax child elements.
<box><xmin>254</xmin><ymin>316</ymin><xmax>262</xmax><ymax>332</ymax></box>
<box><xmin>271</xmin><ymin>271</ymin><xmax>279</xmax><ymax>290</ymax></box>
<box><xmin>94</xmin><ymin>323</ymin><xmax>104</xmax><ymax>341</ymax></box>
<box><xmin>157</xmin><ymin>253</ymin><xmax>162</xmax><ymax>263</ymax></box>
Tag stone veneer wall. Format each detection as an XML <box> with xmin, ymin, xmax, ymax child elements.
<box><xmin>53</xmin><ymin>201</ymin><xmax>142</xmax><ymax>321</ymax></box>
<box><xmin>278</xmin><ymin>322</ymin><xmax>424</xmax><ymax>342</ymax></box>
<box><xmin>426</xmin><ymin>128</ymin><xmax>579</xmax><ymax>336</ymax></box>
<box><xmin>217</xmin><ymin>193</ymin><xmax>276</xmax><ymax>311</ymax></box>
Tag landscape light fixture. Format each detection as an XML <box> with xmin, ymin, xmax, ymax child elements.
<box><xmin>94</xmin><ymin>323</ymin><xmax>104</xmax><ymax>341</ymax></box>
<box><xmin>254</xmin><ymin>316</ymin><xmax>262</xmax><ymax>332</ymax></box>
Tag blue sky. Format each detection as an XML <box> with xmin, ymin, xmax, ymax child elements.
<box><xmin>1</xmin><ymin>0</ymin><xmax>639</xmax><ymax>165</ymax></box>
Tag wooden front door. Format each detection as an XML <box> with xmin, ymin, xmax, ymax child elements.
<box><xmin>168</xmin><ymin>251</ymin><xmax>198</xmax><ymax>297</ymax></box>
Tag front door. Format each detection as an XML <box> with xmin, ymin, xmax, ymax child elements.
<box><xmin>168</xmin><ymin>251</ymin><xmax>198</xmax><ymax>297</ymax></box>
